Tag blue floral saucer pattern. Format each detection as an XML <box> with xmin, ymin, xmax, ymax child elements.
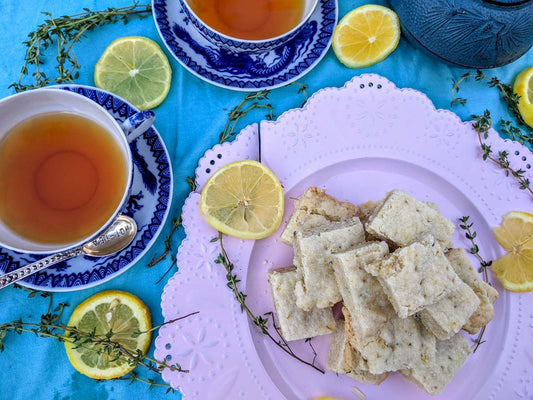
<box><xmin>0</xmin><ymin>85</ymin><xmax>173</xmax><ymax>292</ymax></box>
<box><xmin>152</xmin><ymin>0</ymin><xmax>337</xmax><ymax>91</ymax></box>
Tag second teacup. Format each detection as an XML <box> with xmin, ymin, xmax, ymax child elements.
<box><xmin>0</xmin><ymin>88</ymin><xmax>153</xmax><ymax>254</ymax></box>
<box><xmin>179</xmin><ymin>0</ymin><xmax>319</xmax><ymax>53</ymax></box>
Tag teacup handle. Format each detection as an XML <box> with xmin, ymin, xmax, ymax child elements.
<box><xmin>121</xmin><ymin>110</ymin><xmax>156</xmax><ymax>142</ymax></box>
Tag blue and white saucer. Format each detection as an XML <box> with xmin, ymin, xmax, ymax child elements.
<box><xmin>152</xmin><ymin>0</ymin><xmax>337</xmax><ymax>91</ymax></box>
<box><xmin>0</xmin><ymin>85</ymin><xmax>173</xmax><ymax>292</ymax></box>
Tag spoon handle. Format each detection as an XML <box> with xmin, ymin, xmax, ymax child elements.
<box><xmin>0</xmin><ymin>247</ymin><xmax>84</xmax><ymax>290</ymax></box>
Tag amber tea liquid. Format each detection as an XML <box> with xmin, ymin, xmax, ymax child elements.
<box><xmin>187</xmin><ymin>0</ymin><xmax>305</xmax><ymax>40</ymax></box>
<box><xmin>0</xmin><ymin>112</ymin><xmax>128</xmax><ymax>245</ymax></box>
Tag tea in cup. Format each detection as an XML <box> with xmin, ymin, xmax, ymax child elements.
<box><xmin>179</xmin><ymin>0</ymin><xmax>319</xmax><ymax>52</ymax></box>
<box><xmin>0</xmin><ymin>89</ymin><xmax>150</xmax><ymax>254</ymax></box>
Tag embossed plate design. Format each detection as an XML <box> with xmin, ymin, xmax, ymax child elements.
<box><xmin>155</xmin><ymin>74</ymin><xmax>532</xmax><ymax>399</ymax></box>
<box><xmin>152</xmin><ymin>0</ymin><xmax>337</xmax><ymax>91</ymax></box>
<box><xmin>0</xmin><ymin>85</ymin><xmax>173</xmax><ymax>292</ymax></box>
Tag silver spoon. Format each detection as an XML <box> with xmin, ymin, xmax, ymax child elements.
<box><xmin>0</xmin><ymin>214</ymin><xmax>137</xmax><ymax>290</ymax></box>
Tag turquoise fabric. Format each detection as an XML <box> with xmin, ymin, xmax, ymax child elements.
<box><xmin>0</xmin><ymin>1</ymin><xmax>531</xmax><ymax>399</ymax></box>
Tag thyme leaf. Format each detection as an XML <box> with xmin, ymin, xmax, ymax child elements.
<box><xmin>458</xmin><ymin>216</ymin><xmax>493</xmax><ymax>353</ymax></box>
<box><xmin>471</xmin><ymin>111</ymin><xmax>533</xmax><ymax>199</ymax></box>
<box><xmin>451</xmin><ymin>70</ymin><xmax>532</xmax><ymax>132</ymax></box>
<box><xmin>9</xmin><ymin>3</ymin><xmax>152</xmax><ymax>92</ymax></box>
<box><xmin>219</xmin><ymin>90</ymin><xmax>274</xmax><ymax>143</ymax></box>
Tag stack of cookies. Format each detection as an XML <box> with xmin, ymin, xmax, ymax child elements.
<box><xmin>267</xmin><ymin>188</ymin><xmax>498</xmax><ymax>395</ymax></box>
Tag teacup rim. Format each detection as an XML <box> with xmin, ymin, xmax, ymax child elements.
<box><xmin>179</xmin><ymin>0</ymin><xmax>320</xmax><ymax>44</ymax></box>
<box><xmin>0</xmin><ymin>88</ymin><xmax>134</xmax><ymax>255</ymax></box>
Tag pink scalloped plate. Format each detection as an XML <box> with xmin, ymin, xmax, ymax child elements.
<box><xmin>155</xmin><ymin>74</ymin><xmax>533</xmax><ymax>399</ymax></box>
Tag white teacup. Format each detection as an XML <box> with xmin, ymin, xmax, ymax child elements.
<box><xmin>0</xmin><ymin>88</ymin><xmax>153</xmax><ymax>254</ymax></box>
<box><xmin>179</xmin><ymin>0</ymin><xmax>319</xmax><ymax>53</ymax></box>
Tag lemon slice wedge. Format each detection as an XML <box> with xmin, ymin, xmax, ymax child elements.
<box><xmin>493</xmin><ymin>211</ymin><xmax>533</xmax><ymax>292</ymax></box>
<box><xmin>64</xmin><ymin>290</ymin><xmax>152</xmax><ymax>379</ymax></box>
<box><xmin>94</xmin><ymin>36</ymin><xmax>172</xmax><ymax>110</ymax></box>
<box><xmin>332</xmin><ymin>5</ymin><xmax>401</xmax><ymax>69</ymax></box>
<box><xmin>200</xmin><ymin>160</ymin><xmax>284</xmax><ymax>239</ymax></box>
<box><xmin>513</xmin><ymin>66</ymin><xmax>533</xmax><ymax>128</ymax></box>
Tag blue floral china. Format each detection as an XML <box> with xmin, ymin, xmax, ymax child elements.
<box><xmin>389</xmin><ymin>0</ymin><xmax>533</xmax><ymax>69</ymax></box>
<box><xmin>152</xmin><ymin>0</ymin><xmax>337</xmax><ymax>91</ymax></box>
<box><xmin>177</xmin><ymin>0</ymin><xmax>318</xmax><ymax>53</ymax></box>
<box><xmin>0</xmin><ymin>85</ymin><xmax>173</xmax><ymax>292</ymax></box>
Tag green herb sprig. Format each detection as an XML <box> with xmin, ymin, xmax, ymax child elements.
<box><xmin>10</xmin><ymin>2</ymin><xmax>152</xmax><ymax>92</ymax></box>
<box><xmin>451</xmin><ymin>70</ymin><xmax>532</xmax><ymax>132</ymax></box>
<box><xmin>471</xmin><ymin>111</ymin><xmax>533</xmax><ymax>199</ymax></box>
<box><xmin>219</xmin><ymin>90</ymin><xmax>274</xmax><ymax>143</ymax></box>
<box><xmin>458</xmin><ymin>216</ymin><xmax>493</xmax><ymax>353</ymax></box>
<box><xmin>214</xmin><ymin>232</ymin><xmax>324</xmax><ymax>373</ymax></box>
<box><xmin>0</xmin><ymin>314</ymin><xmax>198</xmax><ymax>390</ymax></box>
<box><xmin>0</xmin><ymin>291</ymin><xmax>198</xmax><ymax>390</ymax></box>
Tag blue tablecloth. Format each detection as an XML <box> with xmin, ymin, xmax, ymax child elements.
<box><xmin>0</xmin><ymin>1</ymin><xmax>531</xmax><ymax>399</ymax></box>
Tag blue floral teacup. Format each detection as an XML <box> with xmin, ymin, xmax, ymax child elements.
<box><xmin>179</xmin><ymin>0</ymin><xmax>319</xmax><ymax>53</ymax></box>
<box><xmin>0</xmin><ymin>88</ymin><xmax>154</xmax><ymax>254</ymax></box>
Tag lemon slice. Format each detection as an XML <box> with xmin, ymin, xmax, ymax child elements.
<box><xmin>94</xmin><ymin>36</ymin><xmax>172</xmax><ymax>110</ymax></box>
<box><xmin>200</xmin><ymin>160</ymin><xmax>284</xmax><ymax>239</ymax></box>
<box><xmin>492</xmin><ymin>211</ymin><xmax>533</xmax><ymax>292</ymax></box>
<box><xmin>332</xmin><ymin>5</ymin><xmax>401</xmax><ymax>69</ymax></box>
<box><xmin>513</xmin><ymin>66</ymin><xmax>533</xmax><ymax>128</ymax></box>
<box><xmin>64</xmin><ymin>290</ymin><xmax>152</xmax><ymax>379</ymax></box>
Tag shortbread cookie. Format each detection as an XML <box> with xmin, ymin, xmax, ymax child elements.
<box><xmin>267</xmin><ymin>267</ymin><xmax>335</xmax><ymax>341</ymax></box>
<box><xmin>400</xmin><ymin>334</ymin><xmax>472</xmax><ymax>395</ymax></box>
<box><xmin>446</xmin><ymin>248</ymin><xmax>499</xmax><ymax>334</ymax></box>
<box><xmin>293</xmin><ymin>218</ymin><xmax>365</xmax><ymax>310</ymax></box>
<box><xmin>326</xmin><ymin>320</ymin><xmax>389</xmax><ymax>385</ymax></box>
<box><xmin>332</xmin><ymin>242</ymin><xmax>393</xmax><ymax>343</ymax></box>
<box><xmin>280</xmin><ymin>187</ymin><xmax>358</xmax><ymax>245</ymax></box>
<box><xmin>365</xmin><ymin>190</ymin><xmax>454</xmax><ymax>249</ymax></box>
<box><xmin>365</xmin><ymin>236</ymin><xmax>461</xmax><ymax>318</ymax></box>
<box><xmin>343</xmin><ymin>307</ymin><xmax>436</xmax><ymax>375</ymax></box>
<box><xmin>418</xmin><ymin>279</ymin><xmax>480</xmax><ymax>340</ymax></box>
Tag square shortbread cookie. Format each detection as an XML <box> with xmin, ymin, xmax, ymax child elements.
<box><xmin>331</xmin><ymin>242</ymin><xmax>393</xmax><ymax>343</ymax></box>
<box><xmin>446</xmin><ymin>248</ymin><xmax>499</xmax><ymax>334</ymax></box>
<box><xmin>343</xmin><ymin>306</ymin><xmax>436</xmax><ymax>375</ymax></box>
<box><xmin>400</xmin><ymin>333</ymin><xmax>472</xmax><ymax>395</ymax></box>
<box><xmin>267</xmin><ymin>267</ymin><xmax>335</xmax><ymax>341</ymax></box>
<box><xmin>326</xmin><ymin>320</ymin><xmax>389</xmax><ymax>385</ymax></box>
<box><xmin>280</xmin><ymin>187</ymin><xmax>358</xmax><ymax>245</ymax></box>
<box><xmin>293</xmin><ymin>218</ymin><xmax>366</xmax><ymax>310</ymax></box>
<box><xmin>365</xmin><ymin>190</ymin><xmax>455</xmax><ymax>249</ymax></box>
<box><xmin>364</xmin><ymin>236</ymin><xmax>461</xmax><ymax>318</ymax></box>
<box><xmin>418</xmin><ymin>279</ymin><xmax>480</xmax><ymax>340</ymax></box>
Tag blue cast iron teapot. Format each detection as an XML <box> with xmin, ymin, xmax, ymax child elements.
<box><xmin>388</xmin><ymin>0</ymin><xmax>533</xmax><ymax>68</ymax></box>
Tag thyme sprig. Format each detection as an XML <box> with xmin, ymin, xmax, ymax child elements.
<box><xmin>214</xmin><ymin>232</ymin><xmax>324</xmax><ymax>373</ymax></box>
<box><xmin>458</xmin><ymin>216</ymin><xmax>493</xmax><ymax>277</ymax></box>
<box><xmin>0</xmin><ymin>295</ymin><xmax>198</xmax><ymax>389</ymax></box>
<box><xmin>451</xmin><ymin>70</ymin><xmax>532</xmax><ymax>132</ymax></box>
<box><xmin>12</xmin><ymin>283</ymin><xmax>54</xmax><ymax>314</ymax></box>
<box><xmin>458</xmin><ymin>216</ymin><xmax>493</xmax><ymax>353</ymax></box>
<box><xmin>471</xmin><ymin>111</ymin><xmax>533</xmax><ymax>199</ymax></box>
<box><xmin>288</xmin><ymin>81</ymin><xmax>310</xmax><ymax>107</ymax></box>
<box><xmin>219</xmin><ymin>90</ymin><xmax>274</xmax><ymax>143</ymax></box>
<box><xmin>10</xmin><ymin>3</ymin><xmax>152</xmax><ymax>92</ymax></box>
<box><xmin>149</xmin><ymin>217</ymin><xmax>182</xmax><ymax>285</ymax></box>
